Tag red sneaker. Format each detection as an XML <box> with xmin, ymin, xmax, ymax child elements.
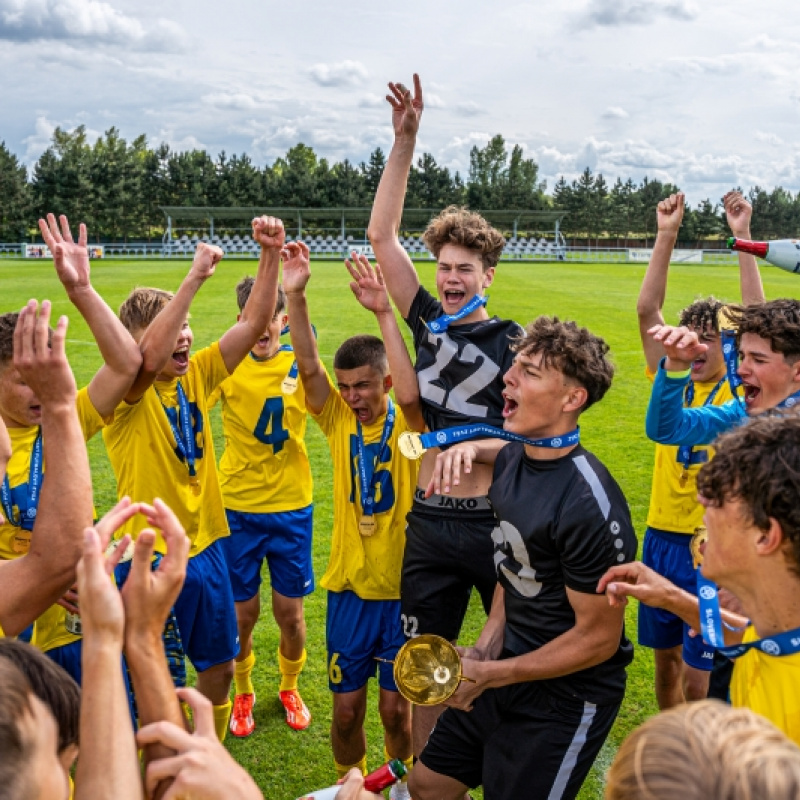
<box><xmin>229</xmin><ymin>693</ymin><xmax>255</xmax><ymax>738</ymax></box>
<box><xmin>279</xmin><ymin>689</ymin><xmax>311</xmax><ymax>731</ymax></box>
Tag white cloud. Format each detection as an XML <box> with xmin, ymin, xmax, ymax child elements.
<box><xmin>756</xmin><ymin>131</ymin><xmax>784</xmax><ymax>146</ymax></box>
<box><xmin>454</xmin><ymin>101</ymin><xmax>485</xmax><ymax>117</ymax></box>
<box><xmin>574</xmin><ymin>0</ymin><xmax>698</xmax><ymax>29</ymax></box>
<box><xmin>22</xmin><ymin>115</ymin><xmax>56</xmax><ymax>163</ymax></box>
<box><xmin>425</xmin><ymin>93</ymin><xmax>445</xmax><ymax>109</ymax></box>
<box><xmin>358</xmin><ymin>93</ymin><xmax>384</xmax><ymax>108</ymax></box>
<box><xmin>308</xmin><ymin>60</ymin><xmax>368</xmax><ymax>88</ymax></box>
<box><xmin>201</xmin><ymin>93</ymin><xmax>260</xmax><ymax>111</ymax></box>
<box><xmin>602</xmin><ymin>106</ymin><xmax>629</xmax><ymax>119</ymax></box>
<box><xmin>0</xmin><ymin>0</ymin><xmax>186</xmax><ymax>50</ymax></box>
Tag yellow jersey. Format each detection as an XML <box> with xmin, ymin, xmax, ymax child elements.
<box><xmin>209</xmin><ymin>350</ymin><xmax>313</xmax><ymax>513</ymax></box>
<box><xmin>104</xmin><ymin>343</ymin><xmax>230</xmax><ymax>557</ymax></box>
<box><xmin>313</xmin><ymin>380</ymin><xmax>418</xmax><ymax>600</ymax></box>
<box><xmin>645</xmin><ymin>369</ymin><xmax>734</xmax><ymax>534</ymax></box>
<box><xmin>0</xmin><ymin>388</ymin><xmax>108</xmax><ymax>652</ymax></box>
<box><xmin>731</xmin><ymin>625</ymin><xmax>800</xmax><ymax>746</ymax></box>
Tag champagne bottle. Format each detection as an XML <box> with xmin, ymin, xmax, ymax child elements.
<box><xmin>727</xmin><ymin>236</ymin><xmax>800</xmax><ymax>274</ymax></box>
<box><xmin>297</xmin><ymin>759</ymin><xmax>407</xmax><ymax>800</ymax></box>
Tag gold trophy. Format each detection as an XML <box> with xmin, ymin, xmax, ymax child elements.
<box><xmin>691</xmin><ymin>526</ymin><xmax>707</xmax><ymax>570</ymax></box>
<box><xmin>381</xmin><ymin>634</ymin><xmax>475</xmax><ymax>705</ymax></box>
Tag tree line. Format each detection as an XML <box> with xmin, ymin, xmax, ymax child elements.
<box><xmin>1</xmin><ymin>127</ymin><xmax>799</xmax><ymax>243</ymax></box>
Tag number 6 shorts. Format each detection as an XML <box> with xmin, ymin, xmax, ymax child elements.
<box><xmin>326</xmin><ymin>589</ymin><xmax>404</xmax><ymax>693</ymax></box>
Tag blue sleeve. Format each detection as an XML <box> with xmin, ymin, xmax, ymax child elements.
<box><xmin>645</xmin><ymin>359</ymin><xmax>745</xmax><ymax>446</ymax></box>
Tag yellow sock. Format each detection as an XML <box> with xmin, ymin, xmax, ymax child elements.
<box><xmin>385</xmin><ymin>747</ymin><xmax>414</xmax><ymax>782</ymax></box>
<box><xmin>234</xmin><ymin>651</ymin><xmax>256</xmax><ymax>696</ymax></box>
<box><xmin>213</xmin><ymin>701</ymin><xmax>232</xmax><ymax>742</ymax></box>
<box><xmin>278</xmin><ymin>648</ymin><xmax>306</xmax><ymax>693</ymax></box>
<box><xmin>335</xmin><ymin>754</ymin><xmax>367</xmax><ymax>780</ymax></box>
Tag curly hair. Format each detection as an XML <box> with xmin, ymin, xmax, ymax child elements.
<box><xmin>512</xmin><ymin>316</ymin><xmax>614</xmax><ymax>411</ymax></box>
<box><xmin>0</xmin><ymin>313</ymin><xmax>19</xmax><ymax>368</ymax></box>
<box><xmin>723</xmin><ymin>299</ymin><xmax>800</xmax><ymax>359</ymax></box>
<box><xmin>605</xmin><ymin>700</ymin><xmax>800</xmax><ymax>800</ymax></box>
<box><xmin>678</xmin><ymin>296</ymin><xmax>725</xmax><ymax>335</ymax></box>
<box><xmin>118</xmin><ymin>288</ymin><xmax>174</xmax><ymax>335</ymax></box>
<box><xmin>422</xmin><ymin>206</ymin><xmax>506</xmax><ymax>270</ymax></box>
<box><xmin>696</xmin><ymin>413</ymin><xmax>800</xmax><ymax>571</ymax></box>
<box><xmin>235</xmin><ymin>276</ymin><xmax>287</xmax><ymax>318</ymax></box>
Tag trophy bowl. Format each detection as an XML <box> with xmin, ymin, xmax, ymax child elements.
<box><xmin>392</xmin><ymin>634</ymin><xmax>467</xmax><ymax>705</ymax></box>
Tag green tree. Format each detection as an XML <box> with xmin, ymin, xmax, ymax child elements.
<box><xmin>0</xmin><ymin>142</ymin><xmax>31</xmax><ymax>241</ymax></box>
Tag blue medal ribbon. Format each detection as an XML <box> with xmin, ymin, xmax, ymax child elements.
<box><xmin>157</xmin><ymin>381</ymin><xmax>197</xmax><ymax>478</ymax></box>
<box><xmin>720</xmin><ymin>329</ymin><xmax>743</xmax><ymax>403</ymax></box>
<box><xmin>0</xmin><ymin>429</ymin><xmax>42</xmax><ymax>529</ymax></box>
<box><xmin>425</xmin><ymin>294</ymin><xmax>488</xmax><ymax>334</ymax></box>
<box><xmin>776</xmin><ymin>388</ymin><xmax>800</xmax><ymax>411</ymax></box>
<box><xmin>355</xmin><ymin>398</ymin><xmax>395</xmax><ymax>519</ymax></box>
<box><xmin>677</xmin><ymin>377</ymin><xmax>725</xmax><ymax>471</ymax></box>
<box><xmin>280</xmin><ymin>323</ymin><xmax>316</xmax><ymax>381</ymax></box>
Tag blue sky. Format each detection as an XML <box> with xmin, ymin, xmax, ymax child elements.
<box><xmin>2</xmin><ymin>0</ymin><xmax>799</xmax><ymax>204</ymax></box>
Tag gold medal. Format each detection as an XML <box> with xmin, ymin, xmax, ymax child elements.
<box><xmin>678</xmin><ymin>469</ymin><xmax>689</xmax><ymax>488</ymax></box>
<box><xmin>11</xmin><ymin>529</ymin><xmax>31</xmax><ymax>555</ymax></box>
<box><xmin>64</xmin><ymin>612</ymin><xmax>82</xmax><ymax>636</ymax></box>
<box><xmin>106</xmin><ymin>538</ymin><xmax>135</xmax><ymax>564</ymax></box>
<box><xmin>189</xmin><ymin>476</ymin><xmax>201</xmax><ymax>497</ymax></box>
<box><xmin>398</xmin><ymin>432</ymin><xmax>425</xmax><ymax>460</ymax></box>
<box><xmin>359</xmin><ymin>515</ymin><xmax>377</xmax><ymax>537</ymax></box>
<box><xmin>691</xmin><ymin>526</ymin><xmax>707</xmax><ymax>570</ymax></box>
<box><xmin>282</xmin><ymin>375</ymin><xmax>298</xmax><ymax>395</ymax></box>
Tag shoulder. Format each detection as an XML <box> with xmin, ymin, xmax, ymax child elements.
<box><xmin>405</xmin><ymin>285</ymin><xmax>441</xmax><ymax>325</ymax></box>
<box><xmin>565</xmin><ymin>449</ymin><xmax>630</xmax><ymax>524</ymax></box>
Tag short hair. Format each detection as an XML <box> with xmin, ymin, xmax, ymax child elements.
<box><xmin>422</xmin><ymin>206</ymin><xmax>505</xmax><ymax>271</ymax></box>
<box><xmin>0</xmin><ymin>313</ymin><xmax>19</xmax><ymax>368</ymax></box>
<box><xmin>605</xmin><ymin>699</ymin><xmax>800</xmax><ymax>800</ymax></box>
<box><xmin>119</xmin><ymin>287</ymin><xmax>173</xmax><ymax>334</ymax></box>
<box><xmin>724</xmin><ymin>299</ymin><xmax>800</xmax><ymax>360</ymax></box>
<box><xmin>512</xmin><ymin>316</ymin><xmax>614</xmax><ymax>411</ymax></box>
<box><xmin>235</xmin><ymin>276</ymin><xmax>287</xmax><ymax>317</ymax></box>
<box><xmin>333</xmin><ymin>335</ymin><xmax>388</xmax><ymax>375</ymax></box>
<box><xmin>696</xmin><ymin>413</ymin><xmax>800</xmax><ymax>572</ymax></box>
<box><xmin>679</xmin><ymin>297</ymin><xmax>724</xmax><ymax>334</ymax></box>
<box><xmin>0</xmin><ymin>659</ymin><xmax>36</xmax><ymax>799</ymax></box>
<box><xmin>0</xmin><ymin>640</ymin><xmax>80</xmax><ymax>753</ymax></box>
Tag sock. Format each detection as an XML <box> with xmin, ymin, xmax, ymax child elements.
<box><xmin>278</xmin><ymin>647</ymin><xmax>307</xmax><ymax>693</ymax></box>
<box><xmin>385</xmin><ymin>747</ymin><xmax>414</xmax><ymax>782</ymax></box>
<box><xmin>335</xmin><ymin>754</ymin><xmax>367</xmax><ymax>780</ymax></box>
<box><xmin>234</xmin><ymin>650</ymin><xmax>256</xmax><ymax>696</ymax></box>
<box><xmin>212</xmin><ymin>701</ymin><xmax>232</xmax><ymax>742</ymax></box>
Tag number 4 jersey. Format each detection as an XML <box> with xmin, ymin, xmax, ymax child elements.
<box><xmin>209</xmin><ymin>349</ymin><xmax>314</xmax><ymax>514</ymax></box>
<box><xmin>405</xmin><ymin>287</ymin><xmax>522</xmax><ymax>430</ymax></box>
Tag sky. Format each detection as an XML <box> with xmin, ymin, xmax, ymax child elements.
<box><xmin>1</xmin><ymin>0</ymin><xmax>799</xmax><ymax>205</ymax></box>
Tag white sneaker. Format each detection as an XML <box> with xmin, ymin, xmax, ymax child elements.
<box><xmin>389</xmin><ymin>781</ymin><xmax>411</xmax><ymax>800</ymax></box>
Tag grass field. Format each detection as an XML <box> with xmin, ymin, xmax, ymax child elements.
<box><xmin>2</xmin><ymin>254</ymin><xmax>796</xmax><ymax>799</ymax></box>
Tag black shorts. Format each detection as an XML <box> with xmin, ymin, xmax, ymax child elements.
<box><xmin>400</xmin><ymin>491</ymin><xmax>498</xmax><ymax>642</ymax></box>
<box><xmin>420</xmin><ymin>680</ymin><xmax>620</xmax><ymax>800</ymax></box>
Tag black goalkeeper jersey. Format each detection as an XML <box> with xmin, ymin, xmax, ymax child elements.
<box><xmin>404</xmin><ymin>286</ymin><xmax>521</xmax><ymax>432</ymax></box>
<box><xmin>488</xmin><ymin>442</ymin><xmax>637</xmax><ymax>705</ymax></box>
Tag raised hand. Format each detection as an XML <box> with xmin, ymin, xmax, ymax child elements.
<box><xmin>189</xmin><ymin>242</ymin><xmax>224</xmax><ymax>282</ymax></box>
<box><xmin>647</xmin><ymin>324</ymin><xmax>708</xmax><ymax>370</ymax></box>
<box><xmin>656</xmin><ymin>193</ymin><xmax>685</xmax><ymax>236</ymax></box>
<box><xmin>252</xmin><ymin>215</ymin><xmax>286</xmax><ymax>250</ymax></box>
<box><xmin>14</xmin><ymin>300</ymin><xmax>76</xmax><ymax>409</ymax></box>
<box><xmin>723</xmin><ymin>191</ymin><xmax>753</xmax><ymax>238</ymax></box>
<box><xmin>38</xmin><ymin>214</ymin><xmax>92</xmax><ymax>294</ymax></box>
<box><xmin>281</xmin><ymin>241</ymin><xmax>311</xmax><ymax>295</ymax></box>
<box><xmin>346</xmin><ymin>253</ymin><xmax>392</xmax><ymax>314</ymax></box>
<box><xmin>386</xmin><ymin>73</ymin><xmax>424</xmax><ymax>140</ymax></box>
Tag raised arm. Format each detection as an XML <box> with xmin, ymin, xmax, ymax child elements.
<box><xmin>346</xmin><ymin>254</ymin><xmax>425</xmax><ymax>431</ymax></box>
<box><xmin>723</xmin><ymin>191</ymin><xmax>765</xmax><ymax>305</ymax></box>
<box><xmin>637</xmin><ymin>193</ymin><xmax>685</xmax><ymax>373</ymax></box>
<box><xmin>218</xmin><ymin>216</ymin><xmax>283</xmax><ymax>374</ymax></box>
<box><xmin>126</xmin><ymin>243</ymin><xmax>222</xmax><ymax>402</ymax></box>
<box><xmin>367</xmin><ymin>74</ymin><xmax>424</xmax><ymax>318</ymax></box>
<box><xmin>39</xmin><ymin>214</ymin><xmax>142</xmax><ymax>418</ymax></box>
<box><xmin>0</xmin><ymin>302</ymin><xmax>93</xmax><ymax>636</ymax></box>
<box><xmin>282</xmin><ymin>242</ymin><xmax>330</xmax><ymax>414</ymax></box>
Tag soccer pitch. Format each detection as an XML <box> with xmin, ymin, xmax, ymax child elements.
<box><xmin>1</xmin><ymin>255</ymin><xmax>796</xmax><ymax>799</ymax></box>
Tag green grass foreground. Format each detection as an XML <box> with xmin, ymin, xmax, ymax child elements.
<box><xmin>1</xmin><ymin>255</ymin><xmax>797</xmax><ymax>799</ymax></box>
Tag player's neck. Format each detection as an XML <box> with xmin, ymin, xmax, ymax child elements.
<box><xmin>451</xmin><ymin>307</ymin><xmax>490</xmax><ymax>327</ymax></box>
<box><xmin>522</xmin><ymin>419</ymin><xmax>580</xmax><ymax>461</ymax></box>
<box><xmin>730</xmin><ymin>567</ymin><xmax>800</xmax><ymax>638</ymax></box>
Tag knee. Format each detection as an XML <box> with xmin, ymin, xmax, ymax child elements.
<box><xmin>380</xmin><ymin>696</ymin><xmax>411</xmax><ymax>736</ymax></box>
<box><xmin>333</xmin><ymin>700</ymin><xmax>365</xmax><ymax>736</ymax></box>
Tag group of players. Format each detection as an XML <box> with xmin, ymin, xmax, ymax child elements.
<box><xmin>1</xmin><ymin>72</ymin><xmax>800</xmax><ymax>800</ymax></box>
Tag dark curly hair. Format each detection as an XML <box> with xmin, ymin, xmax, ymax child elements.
<box><xmin>679</xmin><ymin>297</ymin><xmax>725</xmax><ymax>335</ymax></box>
<box><xmin>0</xmin><ymin>313</ymin><xmax>19</xmax><ymax>368</ymax></box>
<box><xmin>422</xmin><ymin>206</ymin><xmax>505</xmax><ymax>271</ymax></box>
<box><xmin>723</xmin><ymin>299</ymin><xmax>800</xmax><ymax>360</ymax></box>
<box><xmin>512</xmin><ymin>316</ymin><xmax>614</xmax><ymax>411</ymax></box>
<box><xmin>697</xmin><ymin>413</ymin><xmax>800</xmax><ymax>572</ymax></box>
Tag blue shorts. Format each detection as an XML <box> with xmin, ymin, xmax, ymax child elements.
<box><xmin>45</xmin><ymin>639</ymin><xmax>83</xmax><ymax>684</ymax></box>
<box><xmin>326</xmin><ymin>590</ymin><xmax>404</xmax><ymax>693</ymax></box>
<box><xmin>221</xmin><ymin>507</ymin><xmax>314</xmax><ymax>602</ymax></box>
<box><xmin>638</xmin><ymin>527</ymin><xmax>714</xmax><ymax>671</ymax></box>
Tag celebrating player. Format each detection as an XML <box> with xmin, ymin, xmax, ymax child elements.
<box><xmin>635</xmin><ymin>191</ymin><xmax>764</xmax><ymax>708</ymax></box>
<box><xmin>104</xmin><ymin>217</ymin><xmax>282</xmax><ymax>740</ymax></box>
<box><xmin>367</xmin><ymin>73</ymin><xmax>521</xmax><ymax>754</ymax></box>
<box><xmin>210</xmin><ymin>277</ymin><xmax>315</xmax><ymax>736</ymax></box>
<box><xmin>409</xmin><ymin>317</ymin><xmax>637</xmax><ymax>800</ymax></box>
<box><xmin>283</xmin><ymin>243</ymin><xmax>417</xmax><ymax>792</ymax></box>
